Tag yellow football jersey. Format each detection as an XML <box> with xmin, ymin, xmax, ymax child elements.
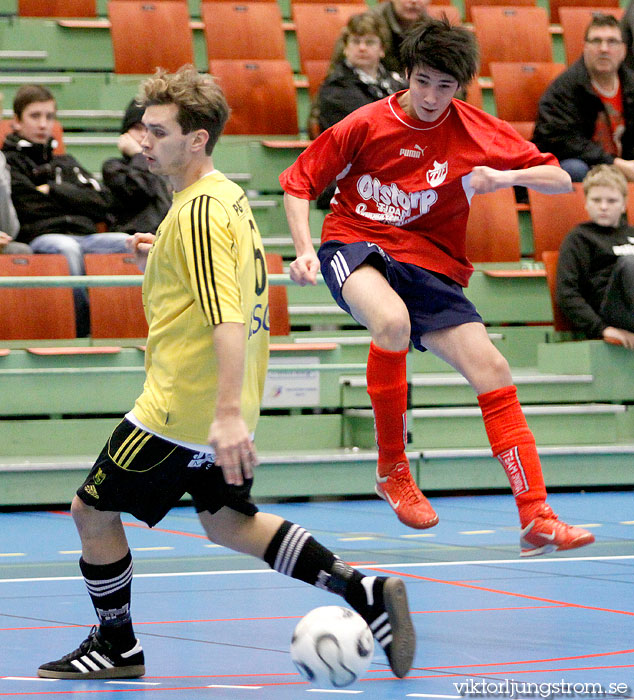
<box><xmin>133</xmin><ymin>171</ymin><xmax>270</xmax><ymax>444</ymax></box>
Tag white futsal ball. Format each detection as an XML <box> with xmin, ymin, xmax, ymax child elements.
<box><xmin>290</xmin><ymin>605</ymin><xmax>374</xmax><ymax>688</ymax></box>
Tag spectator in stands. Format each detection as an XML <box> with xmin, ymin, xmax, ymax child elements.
<box><xmin>312</xmin><ymin>12</ymin><xmax>407</xmax><ymax>208</ymax></box>
<box><xmin>557</xmin><ymin>164</ymin><xmax>634</xmax><ymax>349</ymax></box>
<box><xmin>533</xmin><ymin>14</ymin><xmax>634</xmax><ymax>182</ymax></box>
<box><xmin>0</xmin><ymin>151</ymin><xmax>30</xmax><ymax>255</ymax></box>
<box><xmin>331</xmin><ymin>0</ymin><xmax>430</xmax><ymax>76</ymax></box>
<box><xmin>102</xmin><ymin>99</ymin><xmax>171</xmax><ymax>234</ymax></box>
<box><xmin>317</xmin><ymin>14</ymin><xmax>407</xmax><ymax>134</ymax></box>
<box><xmin>281</xmin><ymin>17</ymin><xmax>595</xmax><ymax>556</ymax></box>
<box><xmin>3</xmin><ymin>85</ymin><xmax>130</xmax><ymax>334</ymax></box>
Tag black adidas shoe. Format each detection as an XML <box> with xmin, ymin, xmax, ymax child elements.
<box><xmin>350</xmin><ymin>576</ymin><xmax>416</xmax><ymax>678</ymax></box>
<box><xmin>38</xmin><ymin>626</ymin><xmax>145</xmax><ymax>680</ymax></box>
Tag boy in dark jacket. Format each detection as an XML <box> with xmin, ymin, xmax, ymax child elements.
<box><xmin>557</xmin><ymin>164</ymin><xmax>634</xmax><ymax>349</ymax></box>
<box><xmin>102</xmin><ymin>100</ymin><xmax>171</xmax><ymax>234</ymax></box>
<box><xmin>3</xmin><ymin>85</ymin><xmax>130</xmax><ymax>334</ymax></box>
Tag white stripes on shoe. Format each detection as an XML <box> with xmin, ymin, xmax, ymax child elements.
<box><xmin>370</xmin><ymin>612</ymin><xmax>393</xmax><ymax>649</ymax></box>
<box><xmin>273</xmin><ymin>524</ymin><xmax>310</xmax><ymax>576</ymax></box>
<box><xmin>70</xmin><ymin>651</ymin><xmax>114</xmax><ymax>674</ymax></box>
<box><xmin>330</xmin><ymin>251</ymin><xmax>351</xmax><ymax>288</ymax></box>
<box><xmin>121</xmin><ymin>641</ymin><xmax>142</xmax><ymax>658</ymax></box>
<box><xmin>83</xmin><ymin>560</ymin><xmax>133</xmax><ymax>598</ymax></box>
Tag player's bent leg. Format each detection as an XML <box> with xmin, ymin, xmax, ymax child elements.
<box><xmin>341</xmin><ymin>268</ymin><xmax>437</xmax><ymax>528</ymax></box>
<box><xmin>421</xmin><ymin>323</ymin><xmax>594</xmax><ymax>556</ymax></box>
<box><xmin>206</xmin><ymin>510</ymin><xmax>417</xmax><ymax>678</ymax></box>
<box><xmin>198</xmin><ymin>508</ymin><xmax>284</xmax><ymax>558</ymax></box>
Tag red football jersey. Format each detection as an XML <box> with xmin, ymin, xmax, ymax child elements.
<box><xmin>280</xmin><ymin>91</ymin><xmax>558</xmax><ymax>286</ymax></box>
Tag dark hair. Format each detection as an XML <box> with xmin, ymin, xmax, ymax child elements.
<box><xmin>400</xmin><ymin>17</ymin><xmax>478</xmax><ymax>87</ymax></box>
<box><xmin>584</xmin><ymin>12</ymin><xmax>623</xmax><ymax>40</ymax></box>
<box><xmin>13</xmin><ymin>85</ymin><xmax>56</xmax><ymax>119</ymax></box>
<box><xmin>139</xmin><ymin>65</ymin><xmax>230</xmax><ymax>155</ymax></box>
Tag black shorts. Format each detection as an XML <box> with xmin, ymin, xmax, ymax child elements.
<box><xmin>77</xmin><ymin>419</ymin><xmax>258</xmax><ymax>528</ymax></box>
<box><xmin>318</xmin><ymin>240</ymin><xmax>483</xmax><ymax>351</ymax></box>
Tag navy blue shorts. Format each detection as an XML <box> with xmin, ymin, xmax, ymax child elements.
<box><xmin>318</xmin><ymin>240</ymin><xmax>482</xmax><ymax>351</ymax></box>
<box><xmin>77</xmin><ymin>419</ymin><xmax>258</xmax><ymax>528</ymax></box>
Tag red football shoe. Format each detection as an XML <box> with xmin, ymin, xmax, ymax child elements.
<box><xmin>520</xmin><ymin>503</ymin><xmax>595</xmax><ymax>557</ymax></box>
<box><xmin>375</xmin><ymin>462</ymin><xmax>439</xmax><ymax>529</ymax></box>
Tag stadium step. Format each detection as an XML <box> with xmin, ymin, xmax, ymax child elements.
<box><xmin>340</xmin><ymin>368</ymin><xmax>596</xmax><ymax>407</ymax></box>
<box><xmin>3</xmin><ymin>443</ymin><xmax>634</xmax><ymax>506</ymax></box>
<box><xmin>343</xmin><ymin>403</ymin><xmax>631</xmax><ymax>450</ymax></box>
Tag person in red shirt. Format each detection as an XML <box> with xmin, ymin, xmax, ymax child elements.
<box><xmin>281</xmin><ymin>17</ymin><xmax>595</xmax><ymax>557</ymax></box>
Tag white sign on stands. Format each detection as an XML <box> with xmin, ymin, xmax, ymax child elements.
<box><xmin>262</xmin><ymin>356</ymin><xmax>320</xmax><ymax>408</ymax></box>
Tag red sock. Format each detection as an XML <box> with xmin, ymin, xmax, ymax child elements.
<box><xmin>367</xmin><ymin>342</ymin><xmax>408</xmax><ymax>478</ymax></box>
<box><xmin>477</xmin><ymin>385</ymin><xmax>547</xmax><ymax>526</ymax></box>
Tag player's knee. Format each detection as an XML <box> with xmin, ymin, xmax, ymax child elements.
<box><xmin>372</xmin><ymin>311</ymin><xmax>410</xmax><ymax>351</ymax></box>
<box><xmin>71</xmin><ymin>495</ymin><xmax>96</xmax><ymax>531</ymax></box>
<box><xmin>71</xmin><ymin>496</ymin><xmax>116</xmax><ymax>537</ymax></box>
<box><xmin>481</xmin><ymin>351</ymin><xmax>512</xmax><ymax>388</ymax></box>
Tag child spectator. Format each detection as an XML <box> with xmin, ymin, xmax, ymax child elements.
<box><xmin>557</xmin><ymin>164</ymin><xmax>634</xmax><ymax>349</ymax></box>
<box><xmin>3</xmin><ymin>85</ymin><xmax>130</xmax><ymax>334</ymax></box>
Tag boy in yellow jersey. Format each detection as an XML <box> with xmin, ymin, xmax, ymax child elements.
<box><xmin>38</xmin><ymin>66</ymin><xmax>415</xmax><ymax>682</ymax></box>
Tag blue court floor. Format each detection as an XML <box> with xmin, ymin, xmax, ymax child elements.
<box><xmin>0</xmin><ymin>490</ymin><xmax>633</xmax><ymax>699</ymax></box>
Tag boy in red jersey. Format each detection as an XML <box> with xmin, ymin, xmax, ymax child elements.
<box><xmin>281</xmin><ymin>18</ymin><xmax>595</xmax><ymax>557</ymax></box>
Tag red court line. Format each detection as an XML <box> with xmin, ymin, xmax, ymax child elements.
<box><xmin>373</xmin><ymin>566</ymin><xmax>634</xmax><ymax>618</ymax></box>
<box><xmin>0</xmin><ymin>605</ymin><xmax>565</xmax><ymax>632</ymax></box>
<box><xmin>426</xmin><ymin>648</ymin><xmax>634</xmax><ymax>671</ymax></box>
<box><xmin>49</xmin><ymin>511</ymin><xmax>208</xmax><ymax>540</ymax></box>
<box><xmin>399</xmin><ymin>662</ymin><xmax>634</xmax><ymax>681</ymax></box>
<box><xmin>6</xmin><ymin>664</ymin><xmax>633</xmax><ymax>695</ymax></box>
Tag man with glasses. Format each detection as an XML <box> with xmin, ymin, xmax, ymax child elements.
<box><xmin>533</xmin><ymin>14</ymin><xmax>634</xmax><ymax>182</ymax></box>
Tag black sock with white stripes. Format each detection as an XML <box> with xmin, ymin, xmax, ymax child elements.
<box><xmin>263</xmin><ymin>522</ymin><xmax>401</xmax><ymax>667</ymax></box>
<box><xmin>263</xmin><ymin>520</ymin><xmax>364</xmax><ymax>593</ymax></box>
<box><xmin>79</xmin><ymin>550</ymin><xmax>136</xmax><ymax>651</ymax></box>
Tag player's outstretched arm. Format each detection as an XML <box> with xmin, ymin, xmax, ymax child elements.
<box><xmin>126</xmin><ymin>232</ymin><xmax>156</xmax><ymax>272</ymax></box>
<box><xmin>208</xmin><ymin>321</ymin><xmax>258</xmax><ymax>486</ymax></box>
<box><xmin>283</xmin><ymin>192</ymin><xmax>320</xmax><ymax>286</ymax></box>
<box><xmin>470</xmin><ymin>165</ymin><xmax>572</xmax><ymax>195</ymax></box>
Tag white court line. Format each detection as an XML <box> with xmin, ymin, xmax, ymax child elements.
<box><xmin>306</xmin><ymin>690</ymin><xmax>363</xmax><ymax>695</ymax></box>
<box><xmin>206</xmin><ymin>685</ymin><xmax>262</xmax><ymax>690</ymax></box>
<box><xmin>407</xmin><ymin>694</ymin><xmax>461</xmax><ymax>698</ymax></box>
<box><xmin>1</xmin><ymin>555</ymin><xmax>633</xmax><ymax>584</ymax></box>
<box><xmin>106</xmin><ymin>681</ymin><xmax>161</xmax><ymax>686</ymax></box>
<box><xmin>2</xmin><ymin>677</ymin><xmax>59</xmax><ymax>682</ymax></box>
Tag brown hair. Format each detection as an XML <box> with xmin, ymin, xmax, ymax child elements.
<box><xmin>138</xmin><ymin>65</ymin><xmax>230</xmax><ymax>155</ymax></box>
<box><xmin>584</xmin><ymin>12</ymin><xmax>623</xmax><ymax>41</ymax></box>
<box><xmin>342</xmin><ymin>12</ymin><xmax>390</xmax><ymax>49</ymax></box>
<box><xmin>13</xmin><ymin>85</ymin><xmax>55</xmax><ymax>119</ymax></box>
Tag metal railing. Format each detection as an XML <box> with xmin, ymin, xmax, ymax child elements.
<box><xmin>0</xmin><ymin>273</ymin><xmax>312</xmax><ymax>288</ymax></box>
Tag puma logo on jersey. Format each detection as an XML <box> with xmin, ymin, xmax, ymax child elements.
<box><xmin>399</xmin><ymin>144</ymin><xmax>427</xmax><ymax>158</ymax></box>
